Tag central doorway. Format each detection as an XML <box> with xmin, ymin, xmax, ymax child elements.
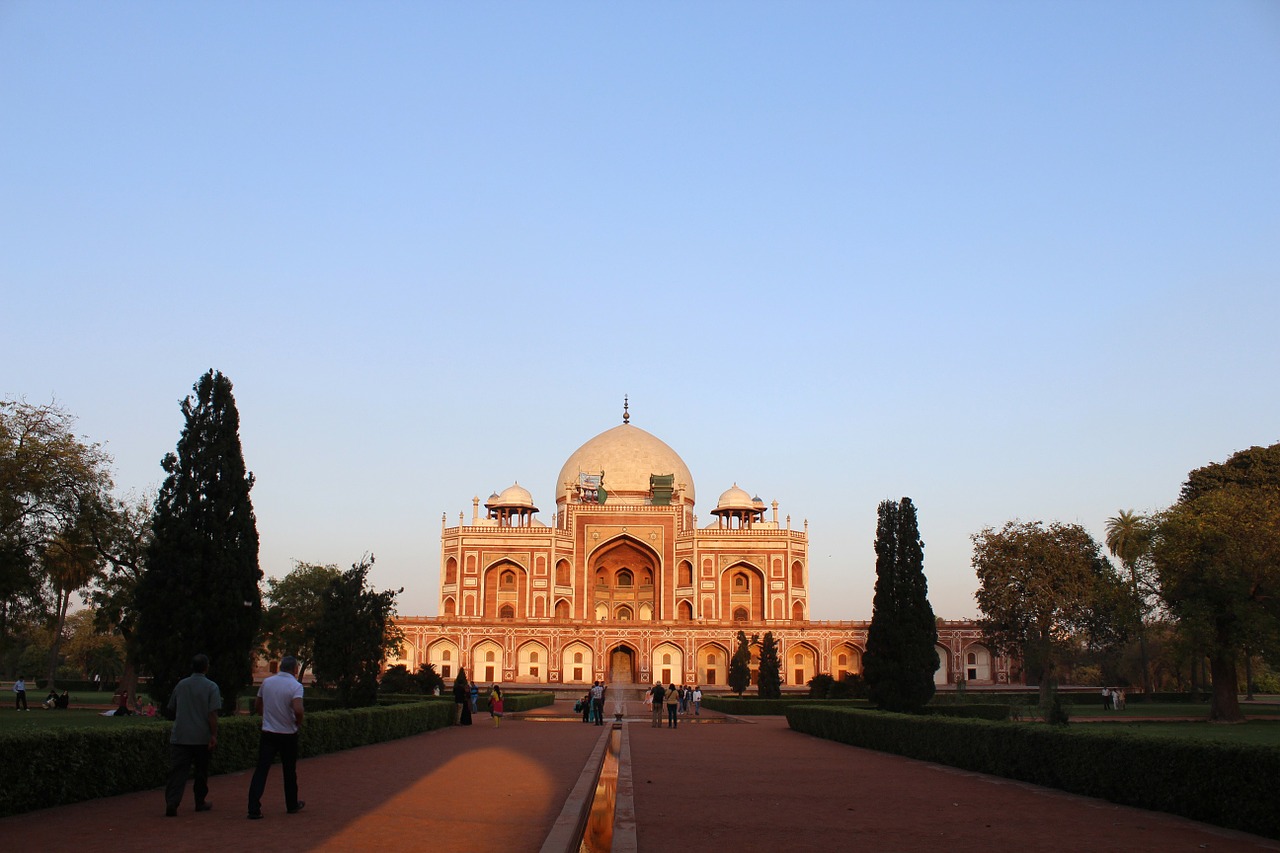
<box><xmin>609</xmin><ymin>646</ymin><xmax>636</xmax><ymax>684</ymax></box>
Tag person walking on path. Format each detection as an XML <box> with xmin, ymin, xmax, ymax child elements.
<box><xmin>664</xmin><ymin>683</ymin><xmax>680</xmax><ymax>729</ymax></box>
<box><xmin>13</xmin><ymin>675</ymin><xmax>28</xmax><ymax>710</ymax></box>
<box><xmin>649</xmin><ymin>681</ymin><xmax>664</xmax><ymax>728</ymax></box>
<box><xmin>489</xmin><ymin>684</ymin><xmax>504</xmax><ymax>728</ymax></box>
<box><xmin>165</xmin><ymin>653</ymin><xmax>220</xmax><ymax>817</ymax></box>
<box><xmin>590</xmin><ymin>680</ymin><xmax>605</xmax><ymax>726</ymax></box>
<box><xmin>453</xmin><ymin>670</ymin><xmax>472</xmax><ymax>726</ymax></box>
<box><xmin>247</xmin><ymin>655</ymin><xmax>305</xmax><ymax>820</ymax></box>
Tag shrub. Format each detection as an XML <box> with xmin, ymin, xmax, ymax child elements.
<box><xmin>0</xmin><ymin>701</ymin><xmax>454</xmax><ymax>817</ymax></box>
<box><xmin>786</xmin><ymin>706</ymin><xmax>1280</xmax><ymax>839</ymax></box>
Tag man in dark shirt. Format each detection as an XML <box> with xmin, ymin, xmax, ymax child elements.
<box><xmin>165</xmin><ymin>654</ymin><xmax>221</xmax><ymax>817</ymax></box>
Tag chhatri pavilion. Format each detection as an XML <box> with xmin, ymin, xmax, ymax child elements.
<box><xmin>391</xmin><ymin>402</ymin><xmax>1010</xmax><ymax>690</ymax></box>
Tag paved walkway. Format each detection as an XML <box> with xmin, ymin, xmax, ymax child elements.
<box><xmin>3</xmin><ymin>700</ymin><xmax>1278</xmax><ymax>851</ymax></box>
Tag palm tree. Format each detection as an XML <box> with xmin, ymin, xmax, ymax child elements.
<box><xmin>1105</xmin><ymin>509</ymin><xmax>1152</xmax><ymax>696</ymax></box>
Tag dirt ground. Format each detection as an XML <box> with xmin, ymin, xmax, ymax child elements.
<box><xmin>3</xmin><ymin>703</ymin><xmax>1277</xmax><ymax>852</ymax></box>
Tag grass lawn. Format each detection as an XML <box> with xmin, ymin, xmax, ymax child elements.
<box><xmin>1067</xmin><ymin>701</ymin><xmax>1280</xmax><ymax>719</ymax></box>
<box><xmin>0</xmin><ymin>708</ymin><xmax>167</xmax><ymax>733</ymax></box>
<box><xmin>1078</xmin><ymin>720</ymin><xmax>1280</xmax><ymax>747</ymax></box>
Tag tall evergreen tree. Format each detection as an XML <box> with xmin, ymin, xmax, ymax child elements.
<box><xmin>728</xmin><ymin>629</ymin><xmax>752</xmax><ymax>696</ymax></box>
<box><xmin>135</xmin><ymin>371</ymin><xmax>261</xmax><ymax>714</ymax></box>
<box><xmin>757</xmin><ymin>631</ymin><xmax>782</xmax><ymax>699</ymax></box>
<box><xmin>863</xmin><ymin>497</ymin><xmax>938</xmax><ymax>712</ymax></box>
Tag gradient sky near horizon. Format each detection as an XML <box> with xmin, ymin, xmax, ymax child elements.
<box><xmin>3</xmin><ymin>2</ymin><xmax>1278</xmax><ymax>620</ymax></box>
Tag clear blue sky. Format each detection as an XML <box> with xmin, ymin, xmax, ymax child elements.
<box><xmin>3</xmin><ymin>2</ymin><xmax>1277</xmax><ymax>620</ymax></box>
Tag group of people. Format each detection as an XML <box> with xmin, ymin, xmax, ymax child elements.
<box><xmin>1101</xmin><ymin>686</ymin><xmax>1127</xmax><ymax>710</ymax></box>
<box><xmin>647</xmin><ymin>682</ymin><xmax>702</xmax><ymax>728</ymax></box>
<box><xmin>166</xmin><ymin>652</ymin><xmax>307</xmax><ymax>820</ymax></box>
<box><xmin>578</xmin><ymin>680</ymin><xmax>607</xmax><ymax>725</ymax></box>
<box><xmin>451</xmin><ymin>670</ymin><xmax>504</xmax><ymax>727</ymax></box>
<box><xmin>11</xmin><ymin>677</ymin><xmax>73</xmax><ymax>711</ymax></box>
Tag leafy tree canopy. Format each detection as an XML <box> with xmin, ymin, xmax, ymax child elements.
<box><xmin>1155</xmin><ymin>443</ymin><xmax>1280</xmax><ymax>721</ymax></box>
<box><xmin>0</xmin><ymin>399</ymin><xmax>113</xmax><ymax>669</ymax></box>
<box><xmin>973</xmin><ymin>520</ymin><xmax>1128</xmax><ymax>704</ymax></box>
<box><xmin>261</xmin><ymin>561</ymin><xmax>341</xmax><ymax>680</ymax></box>
<box><xmin>1180</xmin><ymin>443</ymin><xmax>1280</xmax><ymax>503</ymax></box>
<box><xmin>312</xmin><ymin>554</ymin><xmax>403</xmax><ymax>707</ymax></box>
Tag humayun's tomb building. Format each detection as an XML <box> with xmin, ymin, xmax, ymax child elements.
<box><xmin>391</xmin><ymin>404</ymin><xmax>1012</xmax><ymax>691</ymax></box>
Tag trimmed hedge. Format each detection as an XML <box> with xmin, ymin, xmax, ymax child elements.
<box><xmin>922</xmin><ymin>704</ymin><xmax>1013</xmax><ymax>721</ymax></box>
<box><xmin>786</xmin><ymin>705</ymin><xmax>1280</xmax><ymax>839</ymax></box>
<box><xmin>703</xmin><ymin>696</ymin><xmax>873</xmax><ymax>715</ymax></box>
<box><xmin>0</xmin><ymin>700</ymin><xmax>454</xmax><ymax>817</ymax></box>
<box><xmin>477</xmin><ymin>691</ymin><xmax>555</xmax><ymax>713</ymax></box>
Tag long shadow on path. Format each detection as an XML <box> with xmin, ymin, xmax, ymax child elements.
<box><xmin>2</xmin><ymin>717</ymin><xmax>601</xmax><ymax>853</ymax></box>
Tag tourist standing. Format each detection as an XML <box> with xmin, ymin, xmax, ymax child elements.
<box><xmin>649</xmin><ymin>681</ymin><xmax>664</xmax><ymax>728</ymax></box>
<box><xmin>13</xmin><ymin>675</ymin><xmax>28</xmax><ymax>711</ymax></box>
<box><xmin>470</xmin><ymin>682</ymin><xmax>479</xmax><ymax>714</ymax></box>
<box><xmin>489</xmin><ymin>684</ymin><xmax>504</xmax><ymax>728</ymax></box>
<box><xmin>247</xmin><ymin>656</ymin><xmax>306</xmax><ymax>820</ymax></box>
<box><xmin>590</xmin><ymin>680</ymin><xmax>605</xmax><ymax>726</ymax></box>
<box><xmin>165</xmin><ymin>653</ymin><xmax>220</xmax><ymax>817</ymax></box>
<box><xmin>692</xmin><ymin>685</ymin><xmax>702</xmax><ymax>716</ymax></box>
<box><xmin>664</xmin><ymin>683</ymin><xmax>680</xmax><ymax>728</ymax></box>
<box><xmin>453</xmin><ymin>670</ymin><xmax>473</xmax><ymax>726</ymax></box>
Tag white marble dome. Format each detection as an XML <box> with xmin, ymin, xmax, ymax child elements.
<box><xmin>556</xmin><ymin>423</ymin><xmax>695</xmax><ymax>505</ymax></box>
<box><xmin>486</xmin><ymin>483</ymin><xmax>537</xmax><ymax>510</ymax></box>
<box><xmin>715</xmin><ymin>484</ymin><xmax>755</xmax><ymax>511</ymax></box>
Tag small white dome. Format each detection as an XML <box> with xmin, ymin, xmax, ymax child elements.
<box><xmin>486</xmin><ymin>482</ymin><xmax>538</xmax><ymax>511</ymax></box>
<box><xmin>715</xmin><ymin>484</ymin><xmax>755</xmax><ymax>511</ymax></box>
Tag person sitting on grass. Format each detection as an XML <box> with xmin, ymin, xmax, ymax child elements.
<box><xmin>42</xmin><ymin>689</ymin><xmax>59</xmax><ymax>710</ymax></box>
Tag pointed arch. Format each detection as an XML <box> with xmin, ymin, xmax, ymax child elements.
<box><xmin>516</xmin><ymin>640</ymin><xmax>548</xmax><ymax>683</ymax></box>
<box><xmin>720</xmin><ymin>561</ymin><xmax>766</xmax><ymax>621</ymax></box>
<box><xmin>561</xmin><ymin>641</ymin><xmax>593</xmax><ymax>684</ymax></box>
<box><xmin>786</xmin><ymin>642</ymin><xmax>819</xmax><ymax>687</ymax></box>
<box><xmin>697</xmin><ymin>642</ymin><xmax>730</xmax><ymax>687</ymax></box>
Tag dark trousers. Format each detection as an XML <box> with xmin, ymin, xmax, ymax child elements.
<box><xmin>591</xmin><ymin>697</ymin><xmax>604</xmax><ymax>725</ymax></box>
<box><xmin>667</xmin><ymin>704</ymin><xmax>678</xmax><ymax>727</ymax></box>
<box><xmin>15</xmin><ymin>690</ymin><xmax>28</xmax><ymax>710</ymax></box>
<box><xmin>166</xmin><ymin>743</ymin><xmax>210</xmax><ymax>810</ymax></box>
<box><xmin>247</xmin><ymin>730</ymin><xmax>300</xmax><ymax>814</ymax></box>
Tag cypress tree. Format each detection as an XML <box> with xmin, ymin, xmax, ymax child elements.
<box><xmin>728</xmin><ymin>629</ymin><xmax>752</xmax><ymax>696</ymax></box>
<box><xmin>863</xmin><ymin>497</ymin><xmax>938</xmax><ymax>712</ymax></box>
<box><xmin>757</xmin><ymin>631</ymin><xmax>782</xmax><ymax>699</ymax></box>
<box><xmin>136</xmin><ymin>370</ymin><xmax>261</xmax><ymax>714</ymax></box>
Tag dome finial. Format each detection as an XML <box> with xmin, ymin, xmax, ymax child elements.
<box><xmin>622</xmin><ymin>395</ymin><xmax>630</xmax><ymax>424</ymax></box>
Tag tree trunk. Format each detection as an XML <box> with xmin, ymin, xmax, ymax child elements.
<box><xmin>1208</xmin><ymin>652</ymin><xmax>1243</xmax><ymax>722</ymax></box>
<box><xmin>44</xmin><ymin>589</ymin><xmax>73</xmax><ymax>687</ymax></box>
<box><xmin>1137</xmin><ymin>623</ymin><xmax>1151</xmax><ymax>699</ymax></box>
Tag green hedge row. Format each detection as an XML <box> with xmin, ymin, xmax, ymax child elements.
<box><xmin>702</xmin><ymin>696</ymin><xmax>873</xmax><ymax>715</ymax></box>
<box><xmin>785</xmin><ymin>706</ymin><xmax>1280</xmax><ymax>839</ymax></box>
<box><xmin>477</xmin><ymin>691</ymin><xmax>555</xmax><ymax>713</ymax></box>
<box><xmin>0</xmin><ymin>700</ymin><xmax>455</xmax><ymax>817</ymax></box>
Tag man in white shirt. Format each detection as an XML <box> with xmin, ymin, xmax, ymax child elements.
<box><xmin>246</xmin><ymin>656</ymin><xmax>305</xmax><ymax>819</ymax></box>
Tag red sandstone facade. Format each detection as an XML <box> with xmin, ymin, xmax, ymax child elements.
<box><xmin>391</xmin><ymin>409</ymin><xmax>1012</xmax><ymax>689</ymax></box>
